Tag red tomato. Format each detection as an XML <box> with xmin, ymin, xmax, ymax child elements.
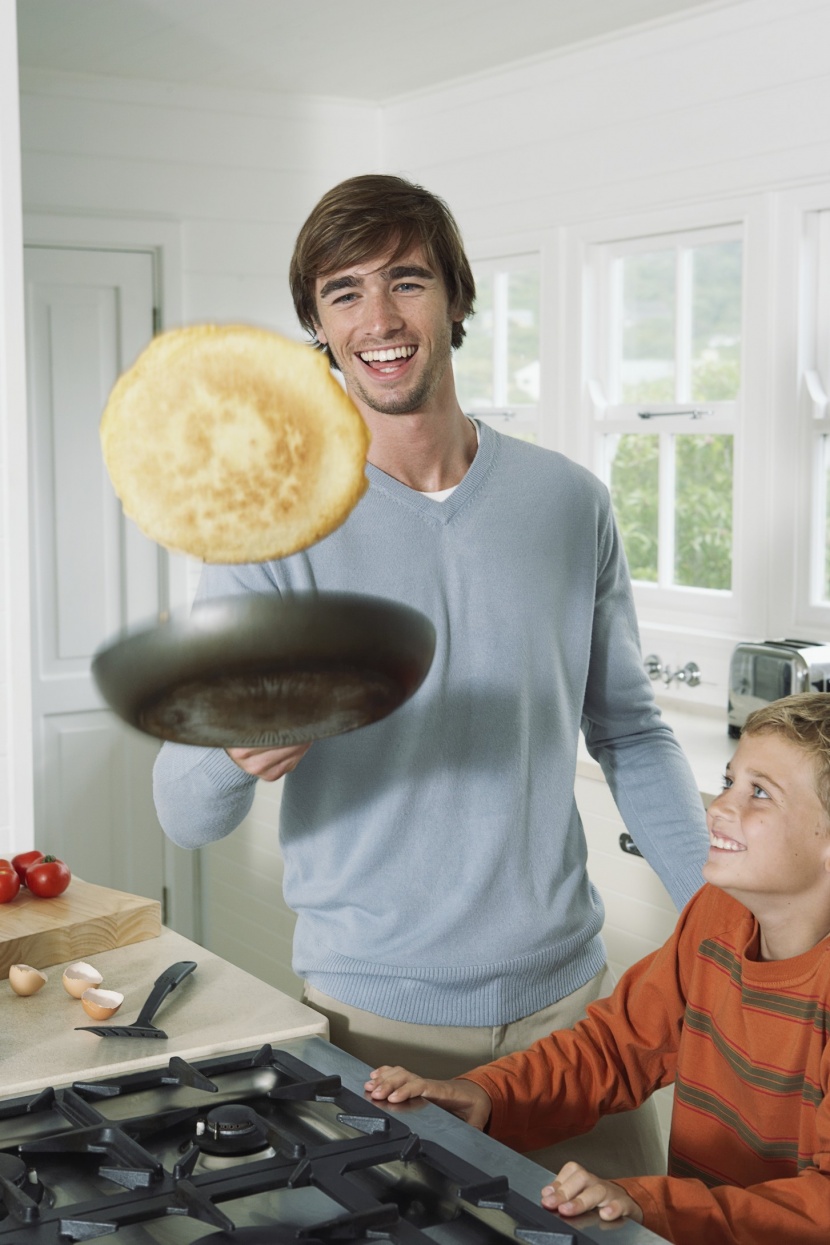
<box><xmin>12</xmin><ymin>850</ymin><xmax>45</xmax><ymax>885</ymax></box>
<box><xmin>24</xmin><ymin>855</ymin><xmax>71</xmax><ymax>898</ymax></box>
<box><xmin>0</xmin><ymin>861</ymin><xmax>21</xmax><ymax>903</ymax></box>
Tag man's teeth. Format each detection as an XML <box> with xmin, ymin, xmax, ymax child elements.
<box><xmin>710</xmin><ymin>832</ymin><xmax>745</xmax><ymax>851</ymax></box>
<box><xmin>359</xmin><ymin>346</ymin><xmax>416</xmax><ymax>362</ymax></box>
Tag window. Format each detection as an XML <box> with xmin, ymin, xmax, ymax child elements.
<box><xmin>801</xmin><ymin>209</ymin><xmax>830</xmax><ymax>612</ymax></box>
<box><xmin>454</xmin><ymin>255</ymin><xmax>540</xmax><ymax>442</ymax></box>
<box><xmin>589</xmin><ymin>226</ymin><xmax>743</xmax><ymax>600</ymax></box>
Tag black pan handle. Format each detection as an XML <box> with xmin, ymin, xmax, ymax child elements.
<box><xmin>132</xmin><ymin>961</ymin><xmax>197</xmax><ymax>1028</ymax></box>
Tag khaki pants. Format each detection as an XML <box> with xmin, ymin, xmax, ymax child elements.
<box><xmin>302</xmin><ymin>968</ymin><xmax>666</xmax><ymax>1180</ymax></box>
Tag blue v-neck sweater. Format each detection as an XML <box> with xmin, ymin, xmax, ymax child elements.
<box><xmin>153</xmin><ymin>423</ymin><xmax>709</xmax><ymax>1026</ymax></box>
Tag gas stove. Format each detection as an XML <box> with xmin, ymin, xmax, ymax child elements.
<box><xmin>0</xmin><ymin>1035</ymin><xmax>666</xmax><ymax>1245</ymax></box>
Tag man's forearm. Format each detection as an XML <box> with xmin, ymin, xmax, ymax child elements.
<box><xmin>153</xmin><ymin>741</ymin><xmax>257</xmax><ymax>848</ymax></box>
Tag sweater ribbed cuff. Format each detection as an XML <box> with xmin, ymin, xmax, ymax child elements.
<box><xmin>199</xmin><ymin>746</ymin><xmax>257</xmax><ymax>792</ymax></box>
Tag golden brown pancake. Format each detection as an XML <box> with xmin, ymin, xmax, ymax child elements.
<box><xmin>100</xmin><ymin>324</ymin><xmax>370</xmax><ymax>563</ymax></box>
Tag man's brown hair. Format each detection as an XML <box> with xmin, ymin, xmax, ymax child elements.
<box><xmin>743</xmin><ymin>693</ymin><xmax>830</xmax><ymax>819</ymax></box>
<box><xmin>289</xmin><ymin>174</ymin><xmax>476</xmax><ymax>365</ymax></box>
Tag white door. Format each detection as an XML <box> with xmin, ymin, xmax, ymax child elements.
<box><xmin>24</xmin><ymin>245</ymin><xmax>167</xmax><ymax>905</ymax></box>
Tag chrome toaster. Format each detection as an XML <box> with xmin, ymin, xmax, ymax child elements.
<box><xmin>728</xmin><ymin>639</ymin><xmax>830</xmax><ymax>736</ymax></box>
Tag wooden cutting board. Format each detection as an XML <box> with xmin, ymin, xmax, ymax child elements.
<box><xmin>0</xmin><ymin>877</ymin><xmax>161</xmax><ymax>979</ymax></box>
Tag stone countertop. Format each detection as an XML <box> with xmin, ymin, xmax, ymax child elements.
<box><xmin>577</xmin><ymin>699</ymin><xmax>734</xmax><ymax>802</ymax></box>
<box><xmin>1</xmin><ymin>926</ymin><xmax>328</xmax><ymax>1095</ymax></box>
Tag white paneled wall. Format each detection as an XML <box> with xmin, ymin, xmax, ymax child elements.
<box><xmin>19</xmin><ymin>69</ymin><xmax>380</xmax><ymax>336</ymax></box>
<box><xmin>577</xmin><ymin>773</ymin><xmax>703</xmax><ymax>1150</ymax></box>
<box><xmin>577</xmin><ymin>777</ymin><xmax>681</xmax><ymax>978</ymax></box>
<box><xmin>384</xmin><ymin>0</ymin><xmax>830</xmax><ymax>240</ymax></box>
<box><xmin>200</xmin><ymin>782</ymin><xmax>298</xmax><ymax>998</ymax></box>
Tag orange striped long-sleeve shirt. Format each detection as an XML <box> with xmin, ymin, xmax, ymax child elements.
<box><xmin>461</xmin><ymin>884</ymin><xmax>830</xmax><ymax>1245</ymax></box>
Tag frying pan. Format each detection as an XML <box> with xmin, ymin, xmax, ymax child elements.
<box><xmin>91</xmin><ymin>592</ymin><xmax>436</xmax><ymax>748</ymax></box>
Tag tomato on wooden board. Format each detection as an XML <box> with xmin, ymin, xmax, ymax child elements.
<box><xmin>0</xmin><ymin>859</ymin><xmax>22</xmax><ymax>903</ymax></box>
<box><xmin>24</xmin><ymin>855</ymin><xmax>71</xmax><ymax>898</ymax></box>
<box><xmin>12</xmin><ymin>850</ymin><xmax>45</xmax><ymax>884</ymax></box>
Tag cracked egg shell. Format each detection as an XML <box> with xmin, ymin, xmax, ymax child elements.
<box><xmin>9</xmin><ymin>964</ymin><xmax>48</xmax><ymax>995</ymax></box>
<box><xmin>80</xmin><ymin>988</ymin><xmax>124</xmax><ymax>1020</ymax></box>
<box><xmin>63</xmin><ymin>961</ymin><xmax>104</xmax><ymax>997</ymax></box>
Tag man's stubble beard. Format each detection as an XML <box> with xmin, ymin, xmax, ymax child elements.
<box><xmin>349</xmin><ymin>367</ymin><xmax>445</xmax><ymax>416</ymax></box>
<box><xmin>335</xmin><ymin>320</ymin><xmax>456</xmax><ymax>417</ymax></box>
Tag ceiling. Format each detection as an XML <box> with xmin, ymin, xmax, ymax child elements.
<box><xmin>17</xmin><ymin>0</ymin><xmax>738</xmax><ymax>103</ymax></box>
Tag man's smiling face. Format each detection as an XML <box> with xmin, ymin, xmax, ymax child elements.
<box><xmin>313</xmin><ymin>244</ymin><xmax>463</xmax><ymax>418</ymax></box>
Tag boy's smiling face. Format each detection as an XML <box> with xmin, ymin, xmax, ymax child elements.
<box><xmin>703</xmin><ymin>730</ymin><xmax>830</xmax><ymax>955</ymax></box>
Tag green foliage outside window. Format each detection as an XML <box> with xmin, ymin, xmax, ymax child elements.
<box><xmin>619</xmin><ymin>240</ymin><xmax>741</xmax><ymax>404</ymax></box>
<box><xmin>611</xmin><ymin>237</ymin><xmax>739</xmax><ymax>591</ymax></box>
<box><xmin>507</xmin><ymin>270</ymin><xmax>541</xmax><ymax>405</ymax></box>
<box><xmin>455</xmin><ymin>273</ymin><xmax>493</xmax><ymax>407</ymax></box>
<box><xmin>609</xmin><ymin>432</ymin><xmax>733</xmax><ymax>590</ymax></box>
<box><xmin>609</xmin><ymin>435</ymin><xmax>659</xmax><ymax>582</ymax></box>
<box><xmin>621</xmin><ymin>251</ymin><xmax>675</xmax><ymax>403</ymax></box>
<box><xmin>674</xmin><ymin>434</ymin><xmax>733</xmax><ymax>589</ymax></box>
<box><xmin>454</xmin><ymin>268</ymin><xmax>540</xmax><ymax>412</ymax></box>
<box><xmin>691</xmin><ymin>243</ymin><xmax>742</xmax><ymax>402</ymax></box>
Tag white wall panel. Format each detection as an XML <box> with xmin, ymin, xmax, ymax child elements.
<box><xmin>387</xmin><ymin>0</ymin><xmax>830</xmax><ymax>240</ymax></box>
<box><xmin>22</xmin><ymin>152</ymin><xmax>334</xmax><ymax>227</ymax></box>
<box><xmin>200</xmin><ymin>783</ymin><xmax>297</xmax><ymax>998</ymax></box>
<box><xmin>19</xmin><ymin>69</ymin><xmax>379</xmax><ymax>341</ymax></box>
<box><xmin>577</xmin><ymin>772</ymin><xmax>681</xmax><ymax>1147</ymax></box>
<box><xmin>20</xmin><ymin>87</ymin><xmax>376</xmax><ymax>174</ymax></box>
<box><xmin>183</xmin><ymin>221</ymin><xmax>297</xmax><ymax>278</ymax></box>
<box><xmin>182</xmin><ymin>273</ymin><xmax>294</xmax><ymax>334</ymax></box>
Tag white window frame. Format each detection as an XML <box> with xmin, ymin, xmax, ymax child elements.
<box><xmin>806</xmin><ymin>212</ymin><xmax>830</xmax><ymax>611</ymax></box>
<box><xmin>454</xmin><ymin>252</ymin><xmax>542</xmax><ymax>442</ymax></box>
<box><xmin>773</xmin><ymin>184</ymin><xmax>830</xmax><ymax>640</ymax></box>
<box><xmin>594</xmin><ymin>225</ymin><xmax>741</xmax><ymax>606</ymax></box>
<box><xmin>564</xmin><ymin>199</ymin><xmax>770</xmax><ymax>640</ymax></box>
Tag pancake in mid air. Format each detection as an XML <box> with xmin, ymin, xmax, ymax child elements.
<box><xmin>100</xmin><ymin>324</ymin><xmax>370</xmax><ymax>563</ymax></box>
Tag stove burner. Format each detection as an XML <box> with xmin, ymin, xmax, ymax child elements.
<box><xmin>0</xmin><ymin>1154</ymin><xmax>45</xmax><ymax>1222</ymax></box>
<box><xmin>197</xmin><ymin>1104</ymin><xmax>270</xmax><ymax>1157</ymax></box>
<box><xmin>0</xmin><ymin>1155</ymin><xmax>28</xmax><ymax>1192</ymax></box>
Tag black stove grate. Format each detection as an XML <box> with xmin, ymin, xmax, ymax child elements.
<box><xmin>0</xmin><ymin>1045</ymin><xmax>592</xmax><ymax>1245</ymax></box>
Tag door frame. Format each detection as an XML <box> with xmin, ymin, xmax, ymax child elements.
<box><xmin>1</xmin><ymin>15</ymin><xmax>32</xmax><ymax>858</ymax></box>
<box><xmin>20</xmin><ymin>212</ymin><xmax>199</xmax><ymax>938</ymax></box>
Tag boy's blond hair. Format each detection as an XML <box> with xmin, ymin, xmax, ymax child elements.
<box><xmin>743</xmin><ymin>692</ymin><xmax>830</xmax><ymax>820</ymax></box>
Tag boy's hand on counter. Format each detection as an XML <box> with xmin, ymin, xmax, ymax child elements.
<box><xmin>541</xmin><ymin>1162</ymin><xmax>643</xmax><ymax>1223</ymax></box>
<box><xmin>365</xmin><ymin>1066</ymin><xmax>492</xmax><ymax>1130</ymax></box>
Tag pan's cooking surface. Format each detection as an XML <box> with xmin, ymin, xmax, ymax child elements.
<box><xmin>140</xmin><ymin>666</ymin><xmax>407</xmax><ymax>747</ymax></box>
<box><xmin>92</xmin><ymin>592</ymin><xmax>436</xmax><ymax>748</ymax></box>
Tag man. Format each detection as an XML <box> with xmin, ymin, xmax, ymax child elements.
<box><xmin>153</xmin><ymin>173</ymin><xmax>709</xmax><ymax>1177</ymax></box>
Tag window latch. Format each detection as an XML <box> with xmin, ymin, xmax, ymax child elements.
<box><xmin>637</xmin><ymin>409</ymin><xmax>711</xmax><ymax>420</ymax></box>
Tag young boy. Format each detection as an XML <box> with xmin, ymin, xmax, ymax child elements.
<box><xmin>366</xmin><ymin>692</ymin><xmax>830</xmax><ymax>1245</ymax></box>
